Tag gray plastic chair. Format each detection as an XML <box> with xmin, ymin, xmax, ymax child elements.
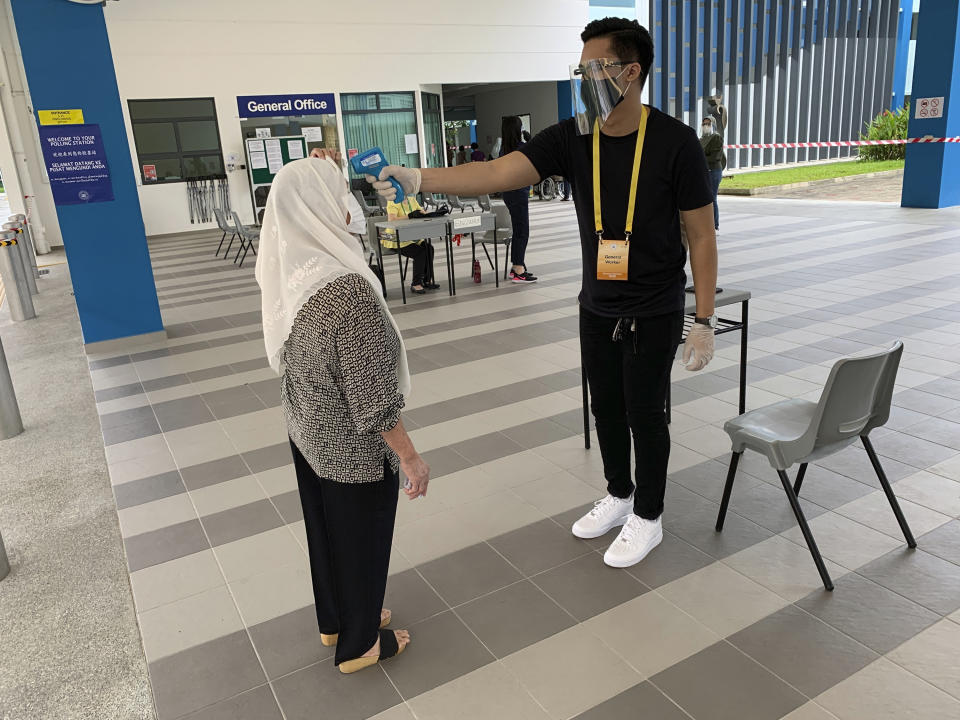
<box><xmin>477</xmin><ymin>194</ymin><xmax>493</xmax><ymax>212</ymax></box>
<box><xmin>230</xmin><ymin>211</ymin><xmax>260</xmax><ymax>268</ymax></box>
<box><xmin>213</xmin><ymin>208</ymin><xmax>237</xmax><ymax>257</ymax></box>
<box><xmin>447</xmin><ymin>194</ymin><xmax>476</xmax><ymax>213</ymax></box>
<box><xmin>715</xmin><ymin>341</ymin><xmax>914</xmax><ymax>591</ymax></box>
<box><xmin>471</xmin><ymin>203</ymin><xmax>513</xmax><ymax>285</ymax></box>
<box><xmin>353</xmin><ymin>190</ymin><xmax>380</xmax><ymax>218</ymax></box>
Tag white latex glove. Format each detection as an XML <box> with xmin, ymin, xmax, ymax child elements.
<box><xmin>365</xmin><ymin>166</ymin><xmax>422</xmax><ymax>203</ymax></box>
<box><xmin>682</xmin><ymin>323</ymin><xmax>715</xmax><ymax>371</ymax></box>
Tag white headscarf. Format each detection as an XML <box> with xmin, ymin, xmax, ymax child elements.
<box><xmin>255</xmin><ymin>158</ymin><xmax>410</xmax><ymax>398</ymax></box>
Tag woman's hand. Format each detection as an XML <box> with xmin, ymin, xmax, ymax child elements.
<box><xmin>400</xmin><ymin>453</ymin><xmax>430</xmax><ymax>500</ymax></box>
<box><xmin>310</xmin><ymin>147</ymin><xmax>343</xmax><ymax>165</ymax></box>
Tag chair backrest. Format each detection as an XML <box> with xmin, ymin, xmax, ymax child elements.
<box><xmin>353</xmin><ymin>190</ymin><xmax>377</xmax><ymax>217</ymax></box>
<box><xmin>213</xmin><ymin>207</ymin><xmax>231</xmax><ymax>233</ymax></box>
<box><xmin>376</xmin><ymin>193</ymin><xmax>388</xmax><ymax>211</ymax></box>
<box><xmin>231</xmin><ymin>211</ymin><xmax>252</xmax><ymax>238</ymax></box>
<box><xmin>811</xmin><ymin>340</ymin><xmax>904</xmax><ymax>446</ymax></box>
<box><xmin>492</xmin><ymin>203</ymin><xmax>512</xmax><ymax>232</ymax></box>
<box><xmin>477</xmin><ymin>195</ymin><xmax>492</xmax><ymax>212</ymax></box>
<box><xmin>448</xmin><ymin>194</ymin><xmax>464</xmax><ymax>210</ymax></box>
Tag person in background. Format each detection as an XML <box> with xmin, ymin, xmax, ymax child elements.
<box><xmin>365</xmin><ymin>17</ymin><xmax>717</xmax><ymax>569</ymax></box>
<box><xmin>561</xmin><ymin>177</ymin><xmax>572</xmax><ymax>201</ymax></box>
<box><xmin>522</xmin><ymin>130</ymin><xmax>531</xmax><ymax>143</ymax></box>
<box><xmin>255</xmin><ymin>157</ymin><xmax>430</xmax><ymax>675</ymax></box>
<box><xmin>500</xmin><ymin>116</ymin><xmax>537</xmax><ymax>283</ymax></box>
<box><xmin>456</xmin><ymin>145</ymin><xmax>468</xmax><ymax>165</ymax></box>
<box><xmin>470</xmin><ymin>142</ymin><xmax>486</xmax><ymax>162</ymax></box>
<box><xmin>700</xmin><ymin>116</ymin><xmax>725</xmax><ymax>231</ymax></box>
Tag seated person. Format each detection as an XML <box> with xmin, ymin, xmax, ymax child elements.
<box><xmin>383</xmin><ymin>197</ymin><xmax>440</xmax><ymax>295</ymax></box>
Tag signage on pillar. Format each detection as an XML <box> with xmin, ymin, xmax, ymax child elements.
<box><xmin>37</xmin><ymin>108</ymin><xmax>84</xmax><ymax>125</ymax></box>
<box><xmin>915</xmin><ymin>97</ymin><xmax>945</xmax><ymax>119</ymax></box>
<box><xmin>38</xmin><ymin>123</ymin><xmax>114</xmax><ymax>205</ymax></box>
<box><xmin>143</xmin><ymin>164</ymin><xmax>157</xmax><ymax>182</ymax></box>
<box><xmin>237</xmin><ymin>93</ymin><xmax>337</xmax><ymax>118</ymax></box>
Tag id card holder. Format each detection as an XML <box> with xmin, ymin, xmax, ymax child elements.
<box><xmin>597</xmin><ymin>237</ymin><xmax>629</xmax><ymax>281</ymax></box>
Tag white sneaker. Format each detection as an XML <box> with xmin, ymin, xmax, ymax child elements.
<box><xmin>603</xmin><ymin>515</ymin><xmax>663</xmax><ymax>568</ymax></box>
<box><xmin>571</xmin><ymin>494</ymin><xmax>633</xmax><ymax>539</ymax></box>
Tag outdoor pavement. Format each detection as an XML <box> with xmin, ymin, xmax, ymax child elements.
<box><xmin>768</xmin><ymin>170</ymin><xmax>904</xmax><ymax>203</ymax></box>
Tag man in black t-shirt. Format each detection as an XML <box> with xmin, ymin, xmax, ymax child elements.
<box><xmin>367</xmin><ymin>18</ymin><xmax>718</xmax><ymax>570</ymax></box>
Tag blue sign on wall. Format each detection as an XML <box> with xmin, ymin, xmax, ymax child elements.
<box><xmin>237</xmin><ymin>93</ymin><xmax>336</xmax><ymax>118</ymax></box>
<box><xmin>38</xmin><ymin>123</ymin><xmax>114</xmax><ymax>205</ymax></box>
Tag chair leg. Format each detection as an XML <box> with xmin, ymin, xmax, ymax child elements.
<box><xmin>862</xmin><ymin>435</ymin><xmax>917</xmax><ymax>548</ymax></box>
<box><xmin>715</xmin><ymin>452</ymin><xmax>741</xmax><ymax>531</ymax></box>
<box><xmin>481</xmin><ymin>244</ymin><xmax>494</xmax><ymax>271</ymax></box>
<box><xmin>216</xmin><ymin>231</ymin><xmax>227</xmax><ymax>256</ymax></box>
<box><xmin>793</xmin><ymin>463</ymin><xmax>808</xmax><ymax>496</ymax></box>
<box><xmin>504</xmin><ymin>239</ymin><xmax>512</xmax><ymax>280</ymax></box>
<box><xmin>223</xmin><ymin>233</ymin><xmax>236</xmax><ymax>259</ymax></box>
<box><xmin>777</xmin><ymin>469</ymin><xmax>834</xmax><ymax>591</ymax></box>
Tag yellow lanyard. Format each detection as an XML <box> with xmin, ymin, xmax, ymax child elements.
<box><xmin>592</xmin><ymin>104</ymin><xmax>648</xmax><ymax>240</ymax></box>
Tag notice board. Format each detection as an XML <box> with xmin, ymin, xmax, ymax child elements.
<box><xmin>38</xmin><ymin>123</ymin><xmax>114</xmax><ymax>205</ymax></box>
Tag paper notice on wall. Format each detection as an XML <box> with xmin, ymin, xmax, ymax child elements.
<box><xmin>287</xmin><ymin>140</ymin><xmax>305</xmax><ymax>160</ymax></box>
<box><xmin>265</xmin><ymin>138</ymin><xmax>283</xmax><ymax>174</ymax></box>
<box><xmin>404</xmin><ymin>133</ymin><xmax>419</xmax><ymax>154</ymax></box>
<box><xmin>247</xmin><ymin>139</ymin><xmax>265</xmax><ymax>153</ymax></box>
<box><xmin>250</xmin><ymin>151</ymin><xmax>268</xmax><ymax>170</ymax></box>
<box><xmin>255</xmin><ymin>127</ymin><xmax>272</xmax><ymax>138</ymax></box>
<box><xmin>303</xmin><ymin>126</ymin><xmax>325</xmax><ymax>142</ymax></box>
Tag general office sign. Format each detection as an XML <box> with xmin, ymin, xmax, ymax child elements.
<box><xmin>237</xmin><ymin>93</ymin><xmax>336</xmax><ymax>118</ymax></box>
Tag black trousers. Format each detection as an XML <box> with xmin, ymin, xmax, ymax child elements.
<box><xmin>290</xmin><ymin>440</ymin><xmax>399</xmax><ymax>665</ymax></box>
<box><xmin>579</xmin><ymin>307</ymin><xmax>684</xmax><ymax>519</ymax></box>
<box><xmin>399</xmin><ymin>241</ymin><xmax>435</xmax><ymax>286</ymax></box>
<box><xmin>502</xmin><ymin>189</ymin><xmax>530</xmax><ymax>267</ymax></box>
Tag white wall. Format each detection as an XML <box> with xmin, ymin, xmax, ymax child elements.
<box><xmin>473</xmin><ymin>83</ymin><xmax>560</xmax><ymax>157</ymax></box>
<box><xmin>103</xmin><ymin>0</ymin><xmax>588</xmax><ymax>236</ymax></box>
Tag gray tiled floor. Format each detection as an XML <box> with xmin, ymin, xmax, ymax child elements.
<box><xmin>83</xmin><ymin>198</ymin><xmax>960</xmax><ymax>719</ymax></box>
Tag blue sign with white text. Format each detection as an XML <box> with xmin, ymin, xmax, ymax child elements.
<box><xmin>237</xmin><ymin>93</ymin><xmax>336</xmax><ymax>118</ymax></box>
<box><xmin>38</xmin><ymin>123</ymin><xmax>114</xmax><ymax>205</ymax></box>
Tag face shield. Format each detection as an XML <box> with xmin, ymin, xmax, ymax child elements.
<box><xmin>570</xmin><ymin>58</ymin><xmax>637</xmax><ymax>135</ymax></box>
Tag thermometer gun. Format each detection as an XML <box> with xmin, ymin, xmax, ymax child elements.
<box><xmin>350</xmin><ymin>147</ymin><xmax>405</xmax><ymax>203</ymax></box>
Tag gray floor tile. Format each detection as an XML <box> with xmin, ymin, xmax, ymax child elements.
<box><xmin>247</xmin><ymin>605</ymin><xmax>334</xmax><ymax>680</ymax></box>
<box><xmin>181</xmin><ymin>685</ymin><xmax>282</xmax><ymax>720</ymax></box>
<box><xmin>89</xmin><ymin>354</ymin><xmax>131</xmax><ymax>370</ymax></box>
<box><xmin>419</xmin><ymin>446</ymin><xmax>472</xmax><ymax>478</ymax></box>
<box><xmin>113</xmin><ymin>470</ymin><xmax>185</xmax><ymax>510</ymax></box>
<box><xmin>209</xmin><ymin>396</ymin><xmax>268</xmax><ymax>420</ymax></box>
<box><xmin>786</xmin><ymin>465</ymin><xmax>876</xmax><ymax>509</ymax></box>
<box><xmin>102</xmin><ymin>417</ymin><xmax>163</xmax><ymax>445</ymax></box>
<box><xmin>456</xmin><ymin>579</ymin><xmax>576</xmax><ymax>658</ymax></box>
<box><xmin>501</xmin><ymin>418</ymin><xmax>576</xmax><ymax>450</ymax></box>
<box><xmin>858</xmin><ymin>548</ymin><xmax>960</xmax><ymax>615</ymax></box>
<box><xmin>626</xmin><ymin>531</ymin><xmax>714</xmax><ymax>588</ymax></box>
<box><xmin>532</xmin><ymin>553</ymin><xmax>648</xmax><ymax>621</ymax></box>
<box><xmin>670</xmin><ymin>459</ymin><xmax>751</xmax><ymax>503</ymax></box>
<box><xmin>273</xmin><ymin>661</ymin><xmax>400</xmax><ymax>720</ymax></box>
<box><xmin>902</xmin><ymin>416</ymin><xmax>960</xmax><ymax>451</ymax></box>
<box><xmin>728</xmin><ymin>605</ymin><xmax>878</xmax><ymax>697</ymax></box>
<box><xmin>674</xmin><ymin>371</ymin><xmax>740</xmax><ymax>396</ymax></box>
<box><xmin>149</xmin><ymin>630</ymin><xmax>266</xmax><ymax>720</ymax></box>
<box><xmin>650</xmin><ymin>641</ymin><xmax>806</xmax><ymax>720</ymax></box>
<box><xmin>417</xmin><ymin>543</ymin><xmax>523</xmax><ymax>607</ymax></box>
<box><xmin>796</xmin><ymin>572</ymin><xmax>939</xmax><ymax>653</ymax></box>
<box><xmin>141</xmin><ymin>374</ymin><xmax>190</xmax><ymax>392</ymax></box>
<box><xmin>751</xmin><ymin>354</ymin><xmax>810</xmax><ymax>374</ymax></box>
<box><xmin>242</xmin><ymin>443</ymin><xmax>293</xmax><ymax>474</ymax></box>
<box><xmin>201</xmin><ymin>499</ymin><xmax>284</xmax><ymax>547</ymax></box>
<box><xmin>669</xmin><ymin>502</ymin><xmax>774</xmax><ymax>559</ymax></box>
<box><xmin>187</xmin><ymin>365</ymin><xmax>234</xmax><ymax>383</ymax></box>
<box><xmin>893</xmin><ymin>389</ymin><xmax>958</xmax><ymax>417</ymax></box>
<box><xmin>180</xmin><ymin>454</ymin><xmax>251</xmax><ymax>491</ymax></box>
<box><xmin>871</xmin><ymin>430</ymin><xmax>959</xmax><ymax>469</ymax></box>
<box><xmin>94</xmin><ymin>382</ymin><xmax>144</xmax><ymax>402</ymax></box>
<box><xmin>381</xmin><ymin>610</ymin><xmax>495</xmax><ymax>699</ymax></box>
<box><xmin>452</xmin><ymin>431</ymin><xmax>526</xmax><ymax>465</ymax></box>
<box><xmin>124</xmin><ymin>519</ymin><xmax>210</xmax><ymax>572</ymax></box>
<box><xmin>270</xmin><ymin>490</ymin><xmax>303</xmax><ymax>524</ymax></box>
<box><xmin>153</xmin><ymin>396</ymin><xmax>216</xmax><ymax>432</ymax></box>
<box><xmin>383</xmin><ymin>569</ymin><xmax>449</xmax><ymax>627</ymax></box>
<box><xmin>488</xmin><ymin>517</ymin><xmax>594</xmax><ymax>576</ymax></box>
<box><xmin>573</xmin><ymin>681</ymin><xmax>691</xmax><ymax>720</ymax></box>
<box><xmin>916</xmin><ymin>377</ymin><xmax>960</xmax><ymax>401</ymax></box>
<box><xmin>231</xmin><ymin>358</ymin><xmax>270</xmax><ymax>374</ymax></box>
<box><xmin>99</xmin><ymin>404</ymin><xmax>156</xmax><ymax>430</ymax></box>
<box><xmin>203</xmin><ymin>385</ymin><xmax>259</xmax><ymax>407</ymax></box>
<box><xmin>729</xmin><ymin>481</ymin><xmax>829</xmax><ymax>534</ymax></box>
<box><xmin>816</xmin><ymin>445</ymin><xmax>918</xmax><ymax>485</ymax></box>
<box><xmin>917</xmin><ymin>520</ymin><xmax>960</xmax><ymax>566</ymax></box>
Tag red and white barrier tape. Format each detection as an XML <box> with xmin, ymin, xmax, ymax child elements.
<box><xmin>724</xmin><ymin>136</ymin><xmax>960</xmax><ymax>149</ymax></box>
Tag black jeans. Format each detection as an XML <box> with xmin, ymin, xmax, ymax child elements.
<box><xmin>290</xmin><ymin>440</ymin><xmax>399</xmax><ymax>665</ymax></box>
<box><xmin>399</xmin><ymin>241</ymin><xmax>435</xmax><ymax>286</ymax></box>
<box><xmin>579</xmin><ymin>307</ymin><xmax>684</xmax><ymax>519</ymax></box>
<box><xmin>502</xmin><ymin>189</ymin><xmax>530</xmax><ymax>267</ymax></box>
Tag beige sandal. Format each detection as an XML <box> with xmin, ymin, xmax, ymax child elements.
<box><xmin>339</xmin><ymin>629</ymin><xmax>406</xmax><ymax>674</ymax></box>
<box><xmin>321</xmin><ymin>609</ymin><xmax>391</xmax><ymax>647</ymax></box>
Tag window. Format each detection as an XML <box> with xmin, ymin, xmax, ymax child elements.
<box><xmin>422</xmin><ymin>92</ymin><xmax>443</xmax><ymax>168</ymax></box>
<box><xmin>341</xmin><ymin>92</ymin><xmax>421</xmax><ymax>188</ymax></box>
<box><xmin>128</xmin><ymin>98</ymin><xmax>223</xmax><ymax>183</ymax></box>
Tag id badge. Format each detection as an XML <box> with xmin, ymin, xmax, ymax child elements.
<box><xmin>597</xmin><ymin>238</ymin><xmax>629</xmax><ymax>281</ymax></box>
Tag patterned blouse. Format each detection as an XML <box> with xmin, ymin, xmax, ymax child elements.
<box><xmin>281</xmin><ymin>273</ymin><xmax>405</xmax><ymax>483</ymax></box>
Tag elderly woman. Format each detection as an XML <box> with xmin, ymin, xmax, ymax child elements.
<box><xmin>255</xmin><ymin>157</ymin><xmax>430</xmax><ymax>674</ymax></box>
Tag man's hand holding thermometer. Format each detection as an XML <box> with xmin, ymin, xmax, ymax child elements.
<box><xmin>352</xmin><ymin>148</ymin><xmax>421</xmax><ymax>203</ymax></box>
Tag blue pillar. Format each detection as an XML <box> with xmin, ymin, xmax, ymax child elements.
<box><xmin>901</xmin><ymin>1</ymin><xmax>960</xmax><ymax>209</ymax></box>
<box><xmin>891</xmin><ymin>0</ymin><xmax>914</xmax><ymax>111</ymax></box>
<box><xmin>10</xmin><ymin>0</ymin><xmax>163</xmax><ymax>346</ymax></box>
<box><xmin>557</xmin><ymin>81</ymin><xmax>574</xmax><ymax>121</ymax></box>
